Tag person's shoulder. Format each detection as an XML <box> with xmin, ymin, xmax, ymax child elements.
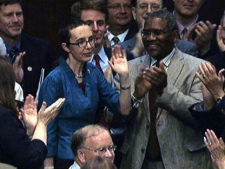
<box><xmin>0</xmin><ymin>107</ymin><xmax>16</xmax><ymax>120</ymax></box>
<box><xmin>175</xmin><ymin>47</ymin><xmax>205</xmax><ymax>63</ymax></box>
<box><xmin>21</xmin><ymin>33</ymin><xmax>51</xmax><ymax>47</ymax></box>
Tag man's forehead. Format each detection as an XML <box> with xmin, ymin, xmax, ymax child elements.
<box><xmin>137</xmin><ymin>0</ymin><xmax>162</xmax><ymax>5</ymax></box>
<box><xmin>145</xmin><ymin>17</ymin><xmax>167</xmax><ymax>27</ymax></box>
<box><xmin>0</xmin><ymin>3</ymin><xmax>22</xmax><ymax>12</ymax></box>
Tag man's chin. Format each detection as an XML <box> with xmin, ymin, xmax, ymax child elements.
<box><xmin>9</xmin><ymin>32</ymin><xmax>22</xmax><ymax>39</ymax></box>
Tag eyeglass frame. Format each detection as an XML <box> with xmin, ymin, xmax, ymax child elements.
<box><xmin>136</xmin><ymin>3</ymin><xmax>162</xmax><ymax>12</ymax></box>
<box><xmin>107</xmin><ymin>4</ymin><xmax>132</xmax><ymax>10</ymax></box>
<box><xmin>82</xmin><ymin>145</ymin><xmax>117</xmax><ymax>156</ymax></box>
<box><xmin>141</xmin><ymin>29</ymin><xmax>174</xmax><ymax>38</ymax></box>
<box><xmin>68</xmin><ymin>36</ymin><xmax>97</xmax><ymax>48</ymax></box>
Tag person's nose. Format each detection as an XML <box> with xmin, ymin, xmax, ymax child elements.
<box><xmin>103</xmin><ymin>149</ymin><xmax>114</xmax><ymax>159</ymax></box>
<box><xmin>146</xmin><ymin>32</ymin><xmax>156</xmax><ymax>40</ymax></box>
<box><xmin>92</xmin><ymin>22</ymin><xmax>98</xmax><ymax>32</ymax></box>
<box><xmin>120</xmin><ymin>5</ymin><xmax>126</xmax><ymax>13</ymax></box>
<box><xmin>12</xmin><ymin>14</ymin><xmax>19</xmax><ymax>22</ymax></box>
<box><xmin>85</xmin><ymin>41</ymin><xmax>92</xmax><ymax>49</ymax></box>
<box><xmin>147</xmin><ymin>5</ymin><xmax>152</xmax><ymax>14</ymax></box>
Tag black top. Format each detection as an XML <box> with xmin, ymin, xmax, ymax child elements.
<box><xmin>0</xmin><ymin>107</ymin><xmax>47</xmax><ymax>169</ymax></box>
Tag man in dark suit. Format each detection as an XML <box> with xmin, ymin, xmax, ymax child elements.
<box><xmin>0</xmin><ymin>0</ymin><xmax>54</xmax><ymax>97</ymax></box>
<box><xmin>173</xmin><ymin>0</ymin><xmax>219</xmax><ymax>58</ymax></box>
<box><xmin>119</xmin><ymin>0</ymin><xmax>199</xmax><ymax>57</ymax></box>
<box><xmin>189</xmin><ymin>11</ymin><xmax>225</xmax><ymax>143</ymax></box>
<box><xmin>105</xmin><ymin>0</ymin><xmax>138</xmax><ymax>46</ymax></box>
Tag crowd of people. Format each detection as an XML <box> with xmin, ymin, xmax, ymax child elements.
<box><xmin>0</xmin><ymin>0</ymin><xmax>225</xmax><ymax>169</ymax></box>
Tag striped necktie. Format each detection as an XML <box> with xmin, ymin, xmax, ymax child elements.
<box><xmin>112</xmin><ymin>36</ymin><xmax>120</xmax><ymax>45</ymax></box>
<box><xmin>8</xmin><ymin>47</ymin><xmax>19</xmax><ymax>63</ymax></box>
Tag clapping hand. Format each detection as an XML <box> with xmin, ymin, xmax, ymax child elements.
<box><xmin>142</xmin><ymin>61</ymin><xmax>167</xmax><ymax>94</ymax></box>
<box><xmin>183</xmin><ymin>21</ymin><xmax>216</xmax><ymax>56</ymax></box>
<box><xmin>19</xmin><ymin>94</ymin><xmax>38</xmax><ymax>136</ymax></box>
<box><xmin>196</xmin><ymin>62</ymin><xmax>225</xmax><ymax>101</ymax></box>
<box><xmin>217</xmin><ymin>25</ymin><xmax>225</xmax><ymax>52</ymax></box>
<box><xmin>38</xmin><ymin>98</ymin><xmax>65</xmax><ymax>126</ymax></box>
<box><xmin>204</xmin><ymin>129</ymin><xmax>225</xmax><ymax>169</ymax></box>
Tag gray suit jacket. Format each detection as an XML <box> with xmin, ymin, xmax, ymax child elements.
<box><xmin>115</xmin><ymin>48</ymin><xmax>212</xmax><ymax>169</ymax></box>
<box><xmin>120</xmin><ymin>36</ymin><xmax>199</xmax><ymax>57</ymax></box>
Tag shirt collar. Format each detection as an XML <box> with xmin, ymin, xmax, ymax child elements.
<box><xmin>173</xmin><ymin>11</ymin><xmax>199</xmax><ymax>35</ymax></box>
<box><xmin>4</xmin><ymin>39</ymin><xmax>21</xmax><ymax>54</ymax></box>
<box><xmin>90</xmin><ymin>46</ymin><xmax>108</xmax><ymax>64</ymax></box>
<box><xmin>69</xmin><ymin>161</ymin><xmax>80</xmax><ymax>169</ymax></box>
<box><xmin>108</xmin><ymin>29</ymin><xmax>129</xmax><ymax>45</ymax></box>
<box><xmin>149</xmin><ymin>48</ymin><xmax>175</xmax><ymax>70</ymax></box>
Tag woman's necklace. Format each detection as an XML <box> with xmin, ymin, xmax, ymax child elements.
<box><xmin>75</xmin><ymin>73</ymin><xmax>84</xmax><ymax>78</ymax></box>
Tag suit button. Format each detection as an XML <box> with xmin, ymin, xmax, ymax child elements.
<box><xmin>27</xmin><ymin>66</ymin><xmax>32</xmax><ymax>71</ymax></box>
<box><xmin>141</xmin><ymin>148</ymin><xmax>145</xmax><ymax>153</ymax></box>
<box><xmin>146</xmin><ymin>125</ymin><xmax>150</xmax><ymax>129</ymax></box>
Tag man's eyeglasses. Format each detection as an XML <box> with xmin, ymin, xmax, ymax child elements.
<box><xmin>137</xmin><ymin>4</ymin><xmax>161</xmax><ymax>12</ymax></box>
<box><xmin>83</xmin><ymin>145</ymin><xmax>117</xmax><ymax>156</ymax></box>
<box><xmin>69</xmin><ymin>36</ymin><xmax>96</xmax><ymax>48</ymax></box>
<box><xmin>141</xmin><ymin>29</ymin><xmax>173</xmax><ymax>38</ymax></box>
<box><xmin>107</xmin><ymin>4</ymin><xmax>132</xmax><ymax>11</ymax></box>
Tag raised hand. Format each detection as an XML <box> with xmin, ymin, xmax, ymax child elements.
<box><xmin>109</xmin><ymin>45</ymin><xmax>129</xmax><ymax>78</ymax></box>
<box><xmin>20</xmin><ymin>94</ymin><xmax>38</xmax><ymax>136</ymax></box>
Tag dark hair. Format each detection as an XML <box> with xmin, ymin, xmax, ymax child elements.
<box><xmin>71</xmin><ymin>1</ymin><xmax>81</xmax><ymax>19</ymax></box>
<box><xmin>58</xmin><ymin>17</ymin><xmax>87</xmax><ymax>45</ymax></box>
<box><xmin>71</xmin><ymin>124</ymin><xmax>109</xmax><ymax>156</ymax></box>
<box><xmin>71</xmin><ymin>0</ymin><xmax>108</xmax><ymax>22</ymax></box>
<box><xmin>0</xmin><ymin>0</ymin><xmax>21</xmax><ymax>7</ymax></box>
<box><xmin>81</xmin><ymin>156</ymin><xmax>117</xmax><ymax>169</ymax></box>
<box><xmin>0</xmin><ymin>56</ymin><xmax>17</xmax><ymax>115</ymax></box>
<box><xmin>145</xmin><ymin>9</ymin><xmax>178</xmax><ymax>31</ymax></box>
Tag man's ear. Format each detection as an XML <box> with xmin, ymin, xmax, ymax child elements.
<box><xmin>173</xmin><ymin>30</ymin><xmax>180</xmax><ymax>43</ymax></box>
<box><xmin>61</xmin><ymin>43</ymin><xmax>70</xmax><ymax>53</ymax></box>
<box><xmin>77</xmin><ymin>149</ymin><xmax>86</xmax><ymax>165</ymax></box>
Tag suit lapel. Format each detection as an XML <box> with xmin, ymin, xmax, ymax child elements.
<box><xmin>167</xmin><ymin>49</ymin><xmax>185</xmax><ymax>86</ymax></box>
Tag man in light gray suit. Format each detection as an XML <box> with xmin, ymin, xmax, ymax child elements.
<box><xmin>119</xmin><ymin>0</ymin><xmax>198</xmax><ymax>57</ymax></box>
<box><xmin>115</xmin><ymin>9</ymin><xmax>212</xmax><ymax>169</ymax></box>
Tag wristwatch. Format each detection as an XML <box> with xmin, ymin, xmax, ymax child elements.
<box><xmin>132</xmin><ymin>95</ymin><xmax>142</xmax><ymax>109</ymax></box>
<box><xmin>216</xmin><ymin>95</ymin><xmax>224</xmax><ymax>104</ymax></box>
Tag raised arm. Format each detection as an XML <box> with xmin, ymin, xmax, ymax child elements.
<box><xmin>108</xmin><ymin>45</ymin><xmax>131</xmax><ymax>115</ymax></box>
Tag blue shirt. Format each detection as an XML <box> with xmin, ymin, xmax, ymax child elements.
<box><xmin>38</xmin><ymin>57</ymin><xmax>121</xmax><ymax>160</ymax></box>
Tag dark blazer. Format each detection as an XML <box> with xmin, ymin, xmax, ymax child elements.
<box><xmin>207</xmin><ymin>51</ymin><xmax>225</xmax><ymax>72</ymax></box>
<box><xmin>0</xmin><ymin>107</ymin><xmax>47</xmax><ymax>169</ymax></box>
<box><xmin>189</xmin><ymin>99</ymin><xmax>225</xmax><ymax>141</ymax></box>
<box><xmin>124</xmin><ymin>21</ymin><xmax>138</xmax><ymax>42</ymax></box>
<box><xmin>20</xmin><ymin>33</ymin><xmax>54</xmax><ymax>97</ymax></box>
